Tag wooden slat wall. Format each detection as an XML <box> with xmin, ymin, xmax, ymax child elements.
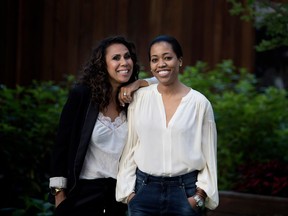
<box><xmin>1</xmin><ymin>0</ymin><xmax>254</xmax><ymax>87</ymax></box>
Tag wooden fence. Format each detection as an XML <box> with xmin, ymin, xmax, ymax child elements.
<box><xmin>2</xmin><ymin>0</ymin><xmax>254</xmax><ymax>87</ymax></box>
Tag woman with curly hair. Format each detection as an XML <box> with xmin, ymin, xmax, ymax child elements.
<box><xmin>49</xmin><ymin>36</ymin><xmax>155</xmax><ymax>216</ymax></box>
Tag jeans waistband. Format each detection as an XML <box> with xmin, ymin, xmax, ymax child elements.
<box><xmin>136</xmin><ymin>168</ymin><xmax>198</xmax><ymax>184</ymax></box>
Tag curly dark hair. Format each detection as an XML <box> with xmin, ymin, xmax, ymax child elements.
<box><xmin>78</xmin><ymin>36</ymin><xmax>140</xmax><ymax>112</ymax></box>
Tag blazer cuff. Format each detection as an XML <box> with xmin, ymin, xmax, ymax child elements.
<box><xmin>49</xmin><ymin>177</ymin><xmax>67</xmax><ymax>188</ymax></box>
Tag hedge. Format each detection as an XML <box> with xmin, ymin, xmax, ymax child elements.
<box><xmin>1</xmin><ymin>61</ymin><xmax>287</xmax><ymax>215</ymax></box>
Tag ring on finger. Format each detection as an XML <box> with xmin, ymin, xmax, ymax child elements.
<box><xmin>123</xmin><ymin>92</ymin><xmax>127</xmax><ymax>96</ymax></box>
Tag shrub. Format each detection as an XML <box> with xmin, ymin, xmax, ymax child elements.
<box><xmin>1</xmin><ymin>61</ymin><xmax>287</xmax><ymax>216</ymax></box>
<box><xmin>179</xmin><ymin>60</ymin><xmax>288</xmax><ymax>195</ymax></box>
<box><xmin>234</xmin><ymin>160</ymin><xmax>288</xmax><ymax>197</ymax></box>
<box><xmin>0</xmin><ymin>79</ymin><xmax>71</xmax><ymax>213</ymax></box>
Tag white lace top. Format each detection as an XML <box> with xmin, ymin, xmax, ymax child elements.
<box><xmin>79</xmin><ymin>111</ymin><xmax>127</xmax><ymax>179</ymax></box>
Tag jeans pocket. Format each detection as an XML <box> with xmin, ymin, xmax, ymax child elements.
<box><xmin>128</xmin><ymin>178</ymin><xmax>146</xmax><ymax>205</ymax></box>
<box><xmin>180</xmin><ymin>183</ymin><xmax>199</xmax><ymax>213</ymax></box>
<box><xmin>135</xmin><ymin>178</ymin><xmax>146</xmax><ymax>193</ymax></box>
<box><xmin>183</xmin><ymin>181</ymin><xmax>197</xmax><ymax>197</ymax></box>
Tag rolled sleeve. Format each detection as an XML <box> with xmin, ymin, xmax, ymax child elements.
<box><xmin>49</xmin><ymin>177</ymin><xmax>67</xmax><ymax>189</ymax></box>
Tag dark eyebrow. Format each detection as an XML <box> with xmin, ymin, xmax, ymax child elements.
<box><xmin>112</xmin><ymin>51</ymin><xmax>130</xmax><ymax>57</ymax></box>
<box><xmin>151</xmin><ymin>52</ymin><xmax>172</xmax><ymax>57</ymax></box>
<box><xmin>111</xmin><ymin>54</ymin><xmax>120</xmax><ymax>57</ymax></box>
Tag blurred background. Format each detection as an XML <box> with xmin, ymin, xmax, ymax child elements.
<box><xmin>1</xmin><ymin>0</ymin><xmax>288</xmax><ymax>215</ymax></box>
<box><xmin>2</xmin><ymin>0</ymin><xmax>256</xmax><ymax>86</ymax></box>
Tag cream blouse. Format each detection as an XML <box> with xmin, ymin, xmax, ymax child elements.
<box><xmin>116</xmin><ymin>84</ymin><xmax>218</xmax><ymax>209</ymax></box>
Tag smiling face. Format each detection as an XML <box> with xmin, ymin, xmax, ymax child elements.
<box><xmin>105</xmin><ymin>43</ymin><xmax>134</xmax><ymax>88</ymax></box>
<box><xmin>150</xmin><ymin>41</ymin><xmax>182</xmax><ymax>86</ymax></box>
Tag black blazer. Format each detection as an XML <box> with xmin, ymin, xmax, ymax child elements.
<box><xmin>50</xmin><ymin>84</ymin><xmax>99</xmax><ymax>196</ymax></box>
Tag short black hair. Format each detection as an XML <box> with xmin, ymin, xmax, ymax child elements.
<box><xmin>148</xmin><ymin>35</ymin><xmax>183</xmax><ymax>61</ymax></box>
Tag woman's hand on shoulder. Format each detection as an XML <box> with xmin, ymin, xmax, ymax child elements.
<box><xmin>119</xmin><ymin>80</ymin><xmax>149</xmax><ymax>106</ymax></box>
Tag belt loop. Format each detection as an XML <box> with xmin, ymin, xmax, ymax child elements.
<box><xmin>143</xmin><ymin>171</ymin><xmax>149</xmax><ymax>184</ymax></box>
<box><xmin>179</xmin><ymin>175</ymin><xmax>183</xmax><ymax>185</ymax></box>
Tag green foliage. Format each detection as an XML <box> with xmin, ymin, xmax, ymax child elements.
<box><xmin>139</xmin><ymin>71</ymin><xmax>151</xmax><ymax>79</ymax></box>
<box><xmin>1</xmin><ymin>65</ymin><xmax>288</xmax><ymax>216</ymax></box>
<box><xmin>8</xmin><ymin>196</ymin><xmax>54</xmax><ymax>216</ymax></box>
<box><xmin>179</xmin><ymin>60</ymin><xmax>288</xmax><ymax>193</ymax></box>
<box><xmin>227</xmin><ymin>0</ymin><xmax>288</xmax><ymax>51</ymax></box>
<box><xmin>0</xmin><ymin>79</ymin><xmax>72</xmax><ymax>214</ymax></box>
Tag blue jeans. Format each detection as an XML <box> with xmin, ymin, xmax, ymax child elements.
<box><xmin>128</xmin><ymin>169</ymin><xmax>201</xmax><ymax>216</ymax></box>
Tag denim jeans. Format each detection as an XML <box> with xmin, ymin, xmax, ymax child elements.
<box><xmin>128</xmin><ymin>169</ymin><xmax>201</xmax><ymax>216</ymax></box>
